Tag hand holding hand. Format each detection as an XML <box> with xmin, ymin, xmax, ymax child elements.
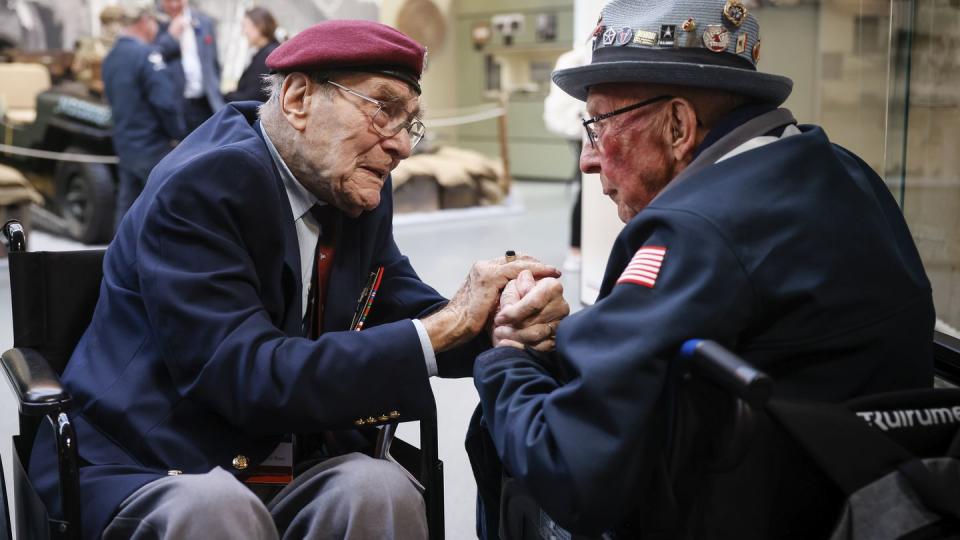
<box><xmin>422</xmin><ymin>254</ymin><xmax>560</xmax><ymax>353</ymax></box>
<box><xmin>493</xmin><ymin>271</ymin><xmax>569</xmax><ymax>351</ymax></box>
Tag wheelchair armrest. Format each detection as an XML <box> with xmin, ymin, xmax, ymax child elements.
<box><xmin>681</xmin><ymin>339</ymin><xmax>772</xmax><ymax>406</ymax></box>
<box><xmin>1</xmin><ymin>347</ymin><xmax>73</xmax><ymax>415</ymax></box>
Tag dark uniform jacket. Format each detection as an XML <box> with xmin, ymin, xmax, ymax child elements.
<box><xmin>474</xmin><ymin>108</ymin><xmax>935</xmax><ymax>536</ymax></box>
<box><xmin>224</xmin><ymin>41</ymin><xmax>279</xmax><ymax>103</ymax></box>
<box><xmin>30</xmin><ymin>102</ymin><xmax>486</xmax><ymax>539</ymax></box>
<box><xmin>101</xmin><ymin>36</ymin><xmax>185</xmax><ymax>177</ymax></box>
<box><xmin>155</xmin><ymin>10</ymin><xmax>224</xmax><ymax>113</ymax></box>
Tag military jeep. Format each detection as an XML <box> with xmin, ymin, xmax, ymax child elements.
<box><xmin>1</xmin><ymin>59</ymin><xmax>117</xmax><ymax>244</ymax></box>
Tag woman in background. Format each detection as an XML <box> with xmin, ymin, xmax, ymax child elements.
<box><xmin>224</xmin><ymin>6</ymin><xmax>278</xmax><ymax>102</ymax></box>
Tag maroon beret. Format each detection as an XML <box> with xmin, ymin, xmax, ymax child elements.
<box><xmin>266</xmin><ymin>20</ymin><xmax>426</xmax><ymax>94</ymax></box>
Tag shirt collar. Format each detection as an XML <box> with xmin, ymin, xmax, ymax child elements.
<box><xmin>693</xmin><ymin>102</ymin><xmax>779</xmax><ymax>160</ymax></box>
<box><xmin>259</xmin><ymin>122</ymin><xmax>319</xmax><ymax>221</ymax></box>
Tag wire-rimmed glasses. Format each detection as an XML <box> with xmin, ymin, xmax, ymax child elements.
<box><xmin>326</xmin><ymin>80</ymin><xmax>426</xmax><ymax>149</ymax></box>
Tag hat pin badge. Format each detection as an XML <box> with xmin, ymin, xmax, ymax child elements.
<box><xmin>681</xmin><ymin>18</ymin><xmax>698</xmax><ymax>47</ymax></box>
<box><xmin>723</xmin><ymin>0</ymin><xmax>748</xmax><ymax>28</ymax></box>
<box><xmin>602</xmin><ymin>27</ymin><xmax>617</xmax><ymax>46</ymax></box>
<box><xmin>703</xmin><ymin>25</ymin><xmax>729</xmax><ymax>53</ymax></box>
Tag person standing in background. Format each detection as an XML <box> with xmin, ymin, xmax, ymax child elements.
<box><xmin>155</xmin><ymin>0</ymin><xmax>224</xmax><ymax>132</ymax></box>
<box><xmin>102</xmin><ymin>4</ymin><xmax>185</xmax><ymax>231</ymax></box>
<box><xmin>543</xmin><ymin>46</ymin><xmax>588</xmax><ymax>272</ymax></box>
<box><xmin>224</xmin><ymin>7</ymin><xmax>279</xmax><ymax>103</ymax></box>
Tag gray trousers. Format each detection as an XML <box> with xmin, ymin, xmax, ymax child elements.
<box><xmin>101</xmin><ymin>452</ymin><xmax>428</xmax><ymax>539</ymax></box>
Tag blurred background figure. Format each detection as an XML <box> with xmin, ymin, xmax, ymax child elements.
<box><xmin>155</xmin><ymin>0</ymin><xmax>223</xmax><ymax>132</ymax></box>
<box><xmin>543</xmin><ymin>46</ymin><xmax>588</xmax><ymax>272</ymax></box>
<box><xmin>223</xmin><ymin>6</ymin><xmax>278</xmax><ymax>103</ymax></box>
<box><xmin>102</xmin><ymin>3</ymin><xmax>185</xmax><ymax>231</ymax></box>
<box><xmin>70</xmin><ymin>4</ymin><xmax>124</xmax><ymax>95</ymax></box>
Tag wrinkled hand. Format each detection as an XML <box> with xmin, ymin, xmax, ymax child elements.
<box><xmin>493</xmin><ymin>270</ymin><xmax>569</xmax><ymax>351</ymax></box>
<box><xmin>422</xmin><ymin>254</ymin><xmax>560</xmax><ymax>354</ymax></box>
<box><xmin>168</xmin><ymin>15</ymin><xmax>189</xmax><ymax>40</ymax></box>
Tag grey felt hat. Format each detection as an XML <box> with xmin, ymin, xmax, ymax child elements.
<box><xmin>553</xmin><ymin>0</ymin><xmax>793</xmax><ymax>105</ymax></box>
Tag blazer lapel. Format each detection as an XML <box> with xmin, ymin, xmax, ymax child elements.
<box><xmin>253</xmin><ymin>120</ymin><xmax>303</xmax><ymax>335</ymax></box>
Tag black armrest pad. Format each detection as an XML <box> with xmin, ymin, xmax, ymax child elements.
<box><xmin>935</xmin><ymin>331</ymin><xmax>960</xmax><ymax>386</ymax></box>
<box><xmin>1</xmin><ymin>347</ymin><xmax>72</xmax><ymax>415</ymax></box>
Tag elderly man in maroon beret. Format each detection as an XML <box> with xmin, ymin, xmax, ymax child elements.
<box><xmin>28</xmin><ymin>20</ymin><xmax>568</xmax><ymax>539</ymax></box>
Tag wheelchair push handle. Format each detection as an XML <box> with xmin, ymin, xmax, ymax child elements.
<box><xmin>2</xmin><ymin>219</ymin><xmax>26</xmax><ymax>252</ymax></box>
<box><xmin>681</xmin><ymin>339</ymin><xmax>773</xmax><ymax>406</ymax></box>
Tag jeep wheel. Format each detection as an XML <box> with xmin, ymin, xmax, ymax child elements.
<box><xmin>55</xmin><ymin>149</ymin><xmax>116</xmax><ymax>244</ymax></box>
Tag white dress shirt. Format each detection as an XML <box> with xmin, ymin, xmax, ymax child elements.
<box><xmin>178</xmin><ymin>8</ymin><xmax>204</xmax><ymax>99</ymax></box>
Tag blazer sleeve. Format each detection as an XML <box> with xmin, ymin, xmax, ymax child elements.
<box><xmin>154</xmin><ymin>28</ymin><xmax>180</xmax><ymax>61</ymax></box>
<box><xmin>140</xmin><ymin>49</ymin><xmax>186</xmax><ymax>140</ymax></box>
<box><xmin>474</xmin><ymin>209</ymin><xmax>757</xmax><ymax>534</ymax></box>
<box><xmin>136</xmin><ymin>148</ymin><xmax>436</xmax><ymax>436</ymax></box>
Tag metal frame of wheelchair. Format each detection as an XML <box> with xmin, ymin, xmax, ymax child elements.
<box><xmin>0</xmin><ymin>220</ymin><xmax>445</xmax><ymax>540</ymax></box>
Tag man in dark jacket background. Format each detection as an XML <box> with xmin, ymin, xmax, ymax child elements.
<box><xmin>101</xmin><ymin>5</ymin><xmax>184</xmax><ymax>230</ymax></box>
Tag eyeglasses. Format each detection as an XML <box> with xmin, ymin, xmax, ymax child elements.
<box><xmin>582</xmin><ymin>95</ymin><xmax>673</xmax><ymax>150</ymax></box>
<box><xmin>326</xmin><ymin>80</ymin><xmax>426</xmax><ymax>149</ymax></box>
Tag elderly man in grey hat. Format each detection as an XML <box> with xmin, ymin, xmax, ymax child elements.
<box><xmin>470</xmin><ymin>0</ymin><xmax>935</xmax><ymax>537</ymax></box>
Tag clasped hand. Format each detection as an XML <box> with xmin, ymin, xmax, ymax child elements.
<box><xmin>492</xmin><ymin>269</ymin><xmax>569</xmax><ymax>351</ymax></box>
<box><xmin>422</xmin><ymin>254</ymin><xmax>567</xmax><ymax>353</ymax></box>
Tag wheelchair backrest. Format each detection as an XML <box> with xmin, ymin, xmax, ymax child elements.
<box><xmin>9</xmin><ymin>249</ymin><xmax>106</xmax><ymax>375</ymax></box>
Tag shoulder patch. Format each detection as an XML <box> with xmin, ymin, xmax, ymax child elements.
<box><xmin>148</xmin><ymin>51</ymin><xmax>166</xmax><ymax>71</ymax></box>
<box><xmin>617</xmin><ymin>246</ymin><xmax>666</xmax><ymax>288</ymax></box>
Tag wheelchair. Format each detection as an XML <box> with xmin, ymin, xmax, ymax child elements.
<box><xmin>494</xmin><ymin>332</ymin><xmax>960</xmax><ymax>540</ymax></box>
<box><xmin>0</xmin><ymin>219</ymin><xmax>445</xmax><ymax>540</ymax></box>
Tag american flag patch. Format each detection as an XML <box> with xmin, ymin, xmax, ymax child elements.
<box><xmin>617</xmin><ymin>246</ymin><xmax>666</xmax><ymax>288</ymax></box>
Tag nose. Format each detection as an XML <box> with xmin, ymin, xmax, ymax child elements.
<box><xmin>381</xmin><ymin>129</ymin><xmax>412</xmax><ymax>160</ymax></box>
<box><xmin>580</xmin><ymin>140</ymin><xmax>601</xmax><ymax>175</ymax></box>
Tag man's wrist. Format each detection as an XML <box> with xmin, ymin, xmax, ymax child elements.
<box><xmin>422</xmin><ymin>305</ymin><xmax>468</xmax><ymax>353</ymax></box>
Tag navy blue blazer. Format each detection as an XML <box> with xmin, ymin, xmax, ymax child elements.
<box><xmin>102</xmin><ymin>36</ymin><xmax>185</xmax><ymax>176</ymax></box>
<box><xmin>474</xmin><ymin>124</ymin><xmax>934</xmax><ymax>535</ymax></box>
<box><xmin>155</xmin><ymin>10</ymin><xmax>225</xmax><ymax>112</ymax></box>
<box><xmin>30</xmin><ymin>102</ymin><xmax>485</xmax><ymax>538</ymax></box>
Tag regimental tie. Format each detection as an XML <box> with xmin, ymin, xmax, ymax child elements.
<box><xmin>307</xmin><ymin>204</ymin><xmax>339</xmax><ymax>338</ymax></box>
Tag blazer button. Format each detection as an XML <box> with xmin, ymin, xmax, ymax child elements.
<box><xmin>389</xmin><ymin>411</ymin><xmax>400</xmax><ymax>419</ymax></box>
<box><xmin>379</xmin><ymin>414</ymin><xmax>389</xmax><ymax>422</ymax></box>
<box><xmin>167</xmin><ymin>470</ymin><xmax>182</xmax><ymax>476</ymax></box>
<box><xmin>232</xmin><ymin>455</ymin><xmax>249</xmax><ymax>471</ymax></box>
<box><xmin>366</xmin><ymin>416</ymin><xmax>377</xmax><ymax>424</ymax></box>
<box><xmin>354</xmin><ymin>418</ymin><xmax>366</xmax><ymax>426</ymax></box>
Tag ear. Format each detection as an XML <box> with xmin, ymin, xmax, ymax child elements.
<box><xmin>279</xmin><ymin>73</ymin><xmax>313</xmax><ymax>132</ymax></box>
<box><xmin>667</xmin><ymin>98</ymin><xmax>700</xmax><ymax>163</ymax></box>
